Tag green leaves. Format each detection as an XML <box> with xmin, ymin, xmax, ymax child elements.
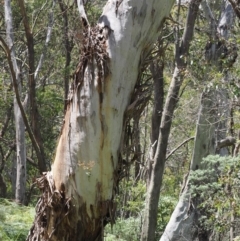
<box><xmin>189</xmin><ymin>155</ymin><xmax>240</xmax><ymax>237</ymax></box>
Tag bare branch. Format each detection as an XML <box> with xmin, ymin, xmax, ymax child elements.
<box><xmin>34</xmin><ymin>0</ymin><xmax>56</xmax><ymax>79</ymax></box>
<box><xmin>27</xmin><ymin>157</ymin><xmax>38</xmax><ymax>168</ymax></box>
<box><xmin>32</xmin><ymin>1</ymin><xmax>48</xmax><ymax>31</ymax></box>
<box><xmin>216</xmin><ymin>136</ymin><xmax>236</xmax><ymax>150</ymax></box>
<box><xmin>166</xmin><ymin>137</ymin><xmax>195</xmax><ymax>160</ymax></box>
<box><xmin>228</xmin><ymin>0</ymin><xmax>240</xmax><ymax>20</ymax></box>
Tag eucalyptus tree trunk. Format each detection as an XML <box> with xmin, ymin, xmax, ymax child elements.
<box><xmin>18</xmin><ymin>0</ymin><xmax>47</xmax><ymax>173</ymax></box>
<box><xmin>141</xmin><ymin>1</ymin><xmax>201</xmax><ymax>240</ymax></box>
<box><xmin>4</xmin><ymin>0</ymin><xmax>27</xmax><ymax>204</ymax></box>
<box><xmin>27</xmin><ymin>0</ymin><xmax>175</xmax><ymax>240</ymax></box>
<box><xmin>160</xmin><ymin>90</ymin><xmax>218</xmax><ymax>241</ymax></box>
<box><xmin>148</xmin><ymin>40</ymin><xmax>164</xmax><ymax>185</ymax></box>
<box><xmin>160</xmin><ymin>91</ymin><xmax>231</xmax><ymax>241</ymax></box>
<box><xmin>160</xmin><ymin>1</ymin><xmax>235</xmax><ymax>240</ymax></box>
<box><xmin>14</xmin><ymin>99</ymin><xmax>27</xmax><ymax>204</ymax></box>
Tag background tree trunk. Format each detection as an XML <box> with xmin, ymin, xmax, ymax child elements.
<box><xmin>5</xmin><ymin>0</ymin><xmax>27</xmax><ymax>204</ymax></box>
<box><xmin>14</xmin><ymin>98</ymin><xmax>27</xmax><ymax>204</ymax></box>
<box><xmin>148</xmin><ymin>40</ymin><xmax>164</xmax><ymax>185</ymax></box>
<box><xmin>160</xmin><ymin>1</ymin><xmax>235</xmax><ymax>240</ymax></box>
<box><xmin>27</xmin><ymin>0</ymin><xmax>175</xmax><ymax>240</ymax></box>
<box><xmin>141</xmin><ymin>1</ymin><xmax>202</xmax><ymax>240</ymax></box>
<box><xmin>160</xmin><ymin>90</ymin><xmax>217</xmax><ymax>241</ymax></box>
<box><xmin>18</xmin><ymin>0</ymin><xmax>47</xmax><ymax>173</ymax></box>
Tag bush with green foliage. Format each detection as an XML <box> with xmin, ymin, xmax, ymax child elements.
<box><xmin>105</xmin><ymin>216</ymin><xmax>141</xmax><ymax>241</ymax></box>
<box><xmin>105</xmin><ymin>177</ymin><xmax>177</xmax><ymax>241</ymax></box>
<box><xmin>189</xmin><ymin>155</ymin><xmax>240</xmax><ymax>239</ymax></box>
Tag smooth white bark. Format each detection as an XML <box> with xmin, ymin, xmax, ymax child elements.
<box><xmin>14</xmin><ymin>98</ymin><xmax>27</xmax><ymax>203</ymax></box>
<box><xmin>28</xmin><ymin>0</ymin><xmax>176</xmax><ymax>240</ymax></box>
<box><xmin>5</xmin><ymin>0</ymin><xmax>27</xmax><ymax>204</ymax></box>
<box><xmin>53</xmin><ymin>0</ymin><xmax>175</xmax><ymax>212</ymax></box>
<box><xmin>160</xmin><ymin>91</ymin><xmax>216</xmax><ymax>241</ymax></box>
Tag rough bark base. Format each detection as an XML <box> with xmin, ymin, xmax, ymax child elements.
<box><xmin>27</xmin><ymin>172</ymin><xmax>116</xmax><ymax>241</ymax></box>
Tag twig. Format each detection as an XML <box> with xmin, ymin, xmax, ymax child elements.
<box><xmin>166</xmin><ymin>137</ymin><xmax>194</xmax><ymax>160</ymax></box>
<box><xmin>34</xmin><ymin>0</ymin><xmax>56</xmax><ymax>79</ymax></box>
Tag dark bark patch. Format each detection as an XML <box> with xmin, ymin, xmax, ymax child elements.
<box><xmin>37</xmin><ymin>182</ymin><xmax>112</xmax><ymax>240</ymax></box>
<box><xmin>138</xmin><ymin>1</ymin><xmax>147</xmax><ymax>25</ymax></box>
<box><xmin>27</xmin><ymin>172</ymin><xmax>118</xmax><ymax>240</ymax></box>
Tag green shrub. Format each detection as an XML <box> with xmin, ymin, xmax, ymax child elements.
<box><xmin>189</xmin><ymin>155</ymin><xmax>240</xmax><ymax>239</ymax></box>
<box><xmin>105</xmin><ymin>217</ymin><xmax>141</xmax><ymax>241</ymax></box>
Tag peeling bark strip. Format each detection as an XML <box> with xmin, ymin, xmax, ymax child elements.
<box><xmin>27</xmin><ymin>173</ymin><xmax>73</xmax><ymax>240</ymax></box>
<box><xmin>27</xmin><ymin>174</ymin><xmax>116</xmax><ymax>241</ymax></box>
<box><xmin>29</xmin><ymin>174</ymin><xmax>116</xmax><ymax>240</ymax></box>
<box><xmin>70</xmin><ymin>24</ymin><xmax>110</xmax><ymax>104</ymax></box>
<box><xmin>27</xmin><ymin>0</ymin><xmax>175</xmax><ymax>240</ymax></box>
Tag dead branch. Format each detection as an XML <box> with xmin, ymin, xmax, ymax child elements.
<box><xmin>166</xmin><ymin>137</ymin><xmax>195</xmax><ymax>160</ymax></box>
<box><xmin>216</xmin><ymin>136</ymin><xmax>236</xmax><ymax>150</ymax></box>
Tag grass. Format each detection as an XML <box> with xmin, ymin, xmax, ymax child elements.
<box><xmin>0</xmin><ymin>198</ymin><xmax>35</xmax><ymax>241</ymax></box>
